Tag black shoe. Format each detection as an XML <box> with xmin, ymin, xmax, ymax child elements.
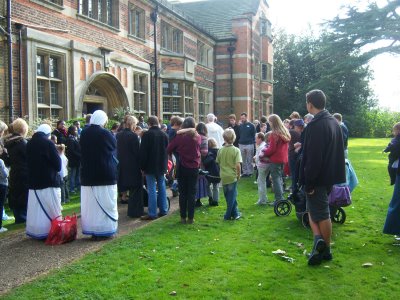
<box><xmin>158</xmin><ymin>212</ymin><xmax>168</xmax><ymax>218</ymax></box>
<box><xmin>210</xmin><ymin>201</ymin><xmax>219</xmax><ymax>206</ymax></box>
<box><xmin>322</xmin><ymin>248</ymin><xmax>333</xmax><ymax>261</ymax></box>
<box><xmin>195</xmin><ymin>199</ymin><xmax>203</xmax><ymax>207</ymax></box>
<box><xmin>119</xmin><ymin>199</ymin><xmax>128</xmax><ymax>205</ymax></box>
<box><xmin>172</xmin><ymin>190</ymin><xmax>179</xmax><ymax>197</ymax></box>
<box><xmin>308</xmin><ymin>239</ymin><xmax>327</xmax><ymax>266</ymax></box>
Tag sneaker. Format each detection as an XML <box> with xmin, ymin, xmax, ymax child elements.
<box><xmin>322</xmin><ymin>248</ymin><xmax>333</xmax><ymax>261</ymax></box>
<box><xmin>234</xmin><ymin>214</ymin><xmax>242</xmax><ymax>220</ymax></box>
<box><xmin>187</xmin><ymin>218</ymin><xmax>194</xmax><ymax>224</ymax></box>
<box><xmin>210</xmin><ymin>201</ymin><xmax>219</xmax><ymax>206</ymax></box>
<box><xmin>158</xmin><ymin>212</ymin><xmax>168</xmax><ymax>218</ymax></box>
<box><xmin>0</xmin><ymin>227</ymin><xmax>8</xmax><ymax>233</ymax></box>
<box><xmin>308</xmin><ymin>239</ymin><xmax>327</xmax><ymax>266</ymax></box>
<box><xmin>2</xmin><ymin>214</ymin><xmax>14</xmax><ymax>221</ymax></box>
<box><xmin>180</xmin><ymin>218</ymin><xmax>187</xmax><ymax>224</ymax></box>
<box><xmin>195</xmin><ymin>199</ymin><xmax>203</xmax><ymax>207</ymax></box>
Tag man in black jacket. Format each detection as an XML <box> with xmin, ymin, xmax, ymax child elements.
<box><xmin>300</xmin><ymin>90</ymin><xmax>345</xmax><ymax>265</ymax></box>
<box><xmin>139</xmin><ymin>116</ymin><xmax>169</xmax><ymax>220</ymax></box>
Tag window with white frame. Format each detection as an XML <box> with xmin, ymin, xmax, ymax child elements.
<box><xmin>197</xmin><ymin>41</ymin><xmax>213</xmax><ymax>68</ymax></box>
<box><xmin>162</xmin><ymin>81</ymin><xmax>194</xmax><ymax>121</ymax></box>
<box><xmin>198</xmin><ymin>88</ymin><xmax>211</xmax><ymax>122</ymax></box>
<box><xmin>260</xmin><ymin>19</ymin><xmax>272</xmax><ymax>39</ymax></box>
<box><xmin>129</xmin><ymin>5</ymin><xmax>145</xmax><ymax>39</ymax></box>
<box><xmin>184</xmin><ymin>84</ymin><xmax>193</xmax><ymax>117</ymax></box>
<box><xmin>161</xmin><ymin>21</ymin><xmax>183</xmax><ymax>54</ymax></box>
<box><xmin>133</xmin><ymin>72</ymin><xmax>147</xmax><ymax>114</ymax></box>
<box><xmin>36</xmin><ymin>53</ymin><xmax>65</xmax><ymax>120</ymax></box>
<box><xmin>38</xmin><ymin>0</ymin><xmax>63</xmax><ymax>5</ymax></box>
<box><xmin>261</xmin><ymin>63</ymin><xmax>273</xmax><ymax>82</ymax></box>
<box><xmin>79</xmin><ymin>0</ymin><xmax>119</xmax><ymax>28</ymax></box>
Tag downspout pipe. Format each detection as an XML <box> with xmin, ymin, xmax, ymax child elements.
<box><xmin>150</xmin><ymin>6</ymin><xmax>159</xmax><ymax>117</ymax></box>
<box><xmin>227</xmin><ymin>44</ymin><xmax>236</xmax><ymax>114</ymax></box>
<box><xmin>7</xmin><ymin>0</ymin><xmax>13</xmax><ymax>123</ymax></box>
<box><xmin>16</xmin><ymin>23</ymin><xmax>24</xmax><ymax>117</ymax></box>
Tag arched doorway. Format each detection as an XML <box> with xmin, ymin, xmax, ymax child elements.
<box><xmin>78</xmin><ymin>72</ymin><xmax>129</xmax><ymax>116</ymax></box>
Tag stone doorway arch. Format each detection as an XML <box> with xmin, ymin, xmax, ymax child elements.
<box><xmin>78</xmin><ymin>71</ymin><xmax>129</xmax><ymax>116</ymax></box>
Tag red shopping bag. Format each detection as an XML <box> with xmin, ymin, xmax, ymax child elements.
<box><xmin>45</xmin><ymin>214</ymin><xmax>78</xmax><ymax>245</ymax></box>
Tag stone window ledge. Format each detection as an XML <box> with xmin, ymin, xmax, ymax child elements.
<box><xmin>76</xmin><ymin>14</ymin><xmax>120</xmax><ymax>34</ymax></box>
<box><xmin>30</xmin><ymin>0</ymin><xmax>64</xmax><ymax>12</ymax></box>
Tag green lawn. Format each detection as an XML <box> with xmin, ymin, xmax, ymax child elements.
<box><xmin>3</xmin><ymin>138</ymin><xmax>400</xmax><ymax>299</ymax></box>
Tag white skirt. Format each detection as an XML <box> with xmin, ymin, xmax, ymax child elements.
<box><xmin>81</xmin><ymin>185</ymin><xmax>118</xmax><ymax>237</ymax></box>
<box><xmin>26</xmin><ymin>188</ymin><xmax>62</xmax><ymax>239</ymax></box>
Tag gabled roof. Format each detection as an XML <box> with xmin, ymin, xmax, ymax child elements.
<box><xmin>171</xmin><ymin>0</ymin><xmax>261</xmax><ymax>40</ymax></box>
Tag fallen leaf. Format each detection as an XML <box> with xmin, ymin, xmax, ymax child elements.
<box><xmin>324</xmin><ymin>265</ymin><xmax>330</xmax><ymax>269</ymax></box>
<box><xmin>169</xmin><ymin>291</ymin><xmax>177</xmax><ymax>296</ymax></box>
<box><xmin>303</xmin><ymin>249</ymin><xmax>308</xmax><ymax>256</ymax></box>
<box><xmin>382</xmin><ymin>276</ymin><xmax>388</xmax><ymax>281</ymax></box>
<box><xmin>281</xmin><ymin>255</ymin><xmax>295</xmax><ymax>263</ymax></box>
<box><xmin>258</xmin><ymin>283</ymin><xmax>262</xmax><ymax>287</ymax></box>
<box><xmin>362</xmin><ymin>263</ymin><xmax>373</xmax><ymax>267</ymax></box>
<box><xmin>148</xmin><ymin>268</ymin><xmax>153</xmax><ymax>271</ymax></box>
<box><xmin>272</xmin><ymin>249</ymin><xmax>287</xmax><ymax>255</ymax></box>
<box><xmin>210</xmin><ymin>251</ymin><xmax>216</xmax><ymax>255</ymax></box>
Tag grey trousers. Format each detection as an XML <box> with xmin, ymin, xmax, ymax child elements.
<box><xmin>239</xmin><ymin>144</ymin><xmax>254</xmax><ymax>175</ymax></box>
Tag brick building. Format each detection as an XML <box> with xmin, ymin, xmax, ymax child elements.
<box><xmin>0</xmin><ymin>0</ymin><xmax>273</xmax><ymax>125</ymax></box>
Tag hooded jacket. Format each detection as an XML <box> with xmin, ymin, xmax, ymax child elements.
<box><xmin>299</xmin><ymin>110</ymin><xmax>346</xmax><ymax>190</ymax></box>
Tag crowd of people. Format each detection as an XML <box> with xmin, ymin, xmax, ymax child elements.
<box><xmin>0</xmin><ymin>88</ymin><xmax>398</xmax><ymax>266</ymax></box>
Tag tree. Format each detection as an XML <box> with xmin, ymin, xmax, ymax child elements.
<box><xmin>272</xmin><ymin>30</ymin><xmax>376</xmax><ymax>120</ymax></box>
<box><xmin>326</xmin><ymin>0</ymin><xmax>400</xmax><ymax>62</ymax></box>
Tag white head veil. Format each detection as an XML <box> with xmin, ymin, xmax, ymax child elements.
<box><xmin>90</xmin><ymin>110</ymin><xmax>108</xmax><ymax>127</ymax></box>
<box><xmin>36</xmin><ymin>124</ymin><xmax>52</xmax><ymax>136</ymax></box>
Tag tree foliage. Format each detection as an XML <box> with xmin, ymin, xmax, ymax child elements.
<box><xmin>273</xmin><ymin>29</ymin><xmax>376</xmax><ymax>120</ymax></box>
<box><xmin>326</xmin><ymin>0</ymin><xmax>400</xmax><ymax>62</ymax></box>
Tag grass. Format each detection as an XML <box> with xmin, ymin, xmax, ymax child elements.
<box><xmin>1</xmin><ymin>193</ymin><xmax>81</xmax><ymax>235</ymax></box>
<box><xmin>3</xmin><ymin>138</ymin><xmax>400</xmax><ymax>299</ymax></box>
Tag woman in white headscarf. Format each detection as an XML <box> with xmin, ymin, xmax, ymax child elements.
<box><xmin>80</xmin><ymin>110</ymin><xmax>118</xmax><ymax>239</ymax></box>
<box><xmin>26</xmin><ymin>124</ymin><xmax>62</xmax><ymax>239</ymax></box>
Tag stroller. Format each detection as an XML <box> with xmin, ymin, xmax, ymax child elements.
<box><xmin>274</xmin><ymin>158</ymin><xmax>358</xmax><ymax>228</ymax></box>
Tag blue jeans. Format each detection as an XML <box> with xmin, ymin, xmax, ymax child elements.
<box><xmin>146</xmin><ymin>174</ymin><xmax>168</xmax><ymax>218</ymax></box>
<box><xmin>223</xmin><ymin>181</ymin><xmax>239</xmax><ymax>220</ymax></box>
<box><xmin>69</xmin><ymin>167</ymin><xmax>80</xmax><ymax>192</ymax></box>
<box><xmin>0</xmin><ymin>185</ymin><xmax>7</xmax><ymax>228</ymax></box>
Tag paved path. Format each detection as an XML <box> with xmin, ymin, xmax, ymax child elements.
<box><xmin>0</xmin><ymin>196</ymin><xmax>179</xmax><ymax>295</ymax></box>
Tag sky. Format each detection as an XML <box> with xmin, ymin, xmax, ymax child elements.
<box><xmin>268</xmin><ymin>0</ymin><xmax>400</xmax><ymax>112</ymax></box>
<box><xmin>174</xmin><ymin>0</ymin><xmax>400</xmax><ymax>111</ymax></box>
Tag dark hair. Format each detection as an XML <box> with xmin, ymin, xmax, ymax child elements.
<box><xmin>147</xmin><ymin>116</ymin><xmax>159</xmax><ymax>127</ymax></box>
<box><xmin>170</xmin><ymin>116</ymin><xmax>183</xmax><ymax>126</ymax></box>
<box><xmin>85</xmin><ymin>114</ymin><xmax>92</xmax><ymax>124</ymax></box>
<box><xmin>306</xmin><ymin>89</ymin><xmax>326</xmax><ymax>110</ymax></box>
<box><xmin>196</xmin><ymin>122</ymin><xmax>208</xmax><ymax>136</ymax></box>
<box><xmin>182</xmin><ymin>117</ymin><xmax>196</xmax><ymax>129</ymax></box>
<box><xmin>260</xmin><ymin>115</ymin><xmax>267</xmax><ymax>123</ymax></box>
<box><xmin>57</xmin><ymin>120</ymin><xmax>65</xmax><ymax>127</ymax></box>
<box><xmin>68</xmin><ymin>125</ymin><xmax>77</xmax><ymax>135</ymax></box>
<box><xmin>73</xmin><ymin>120</ymin><xmax>80</xmax><ymax>126</ymax></box>
<box><xmin>256</xmin><ymin>132</ymin><xmax>265</xmax><ymax>141</ymax></box>
<box><xmin>111</xmin><ymin>122</ymin><xmax>120</xmax><ymax>130</ymax></box>
<box><xmin>240</xmin><ymin>112</ymin><xmax>247</xmax><ymax>117</ymax></box>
